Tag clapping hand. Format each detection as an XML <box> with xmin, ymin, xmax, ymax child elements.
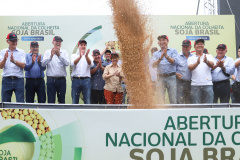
<box><xmin>32</xmin><ymin>54</ymin><xmax>36</xmax><ymax>64</ymax></box>
<box><xmin>37</xmin><ymin>54</ymin><xmax>41</xmax><ymax>63</ymax></box>
<box><xmin>4</xmin><ymin>51</ymin><xmax>8</xmax><ymax>61</ymax></box>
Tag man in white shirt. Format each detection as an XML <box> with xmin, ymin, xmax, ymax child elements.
<box><xmin>71</xmin><ymin>39</ymin><xmax>93</xmax><ymax>104</ymax></box>
<box><xmin>41</xmin><ymin>36</ymin><xmax>69</xmax><ymax>103</ymax></box>
<box><xmin>0</xmin><ymin>33</ymin><xmax>26</xmax><ymax>102</ymax></box>
<box><xmin>188</xmin><ymin>39</ymin><xmax>214</xmax><ymax>104</ymax></box>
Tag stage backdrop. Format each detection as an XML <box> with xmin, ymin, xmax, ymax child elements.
<box><xmin>0</xmin><ymin>15</ymin><xmax>236</xmax><ymax>103</ymax></box>
<box><xmin>0</xmin><ymin>108</ymin><xmax>240</xmax><ymax>160</ymax></box>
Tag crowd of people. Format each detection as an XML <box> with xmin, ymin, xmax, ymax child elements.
<box><xmin>0</xmin><ymin>32</ymin><xmax>239</xmax><ymax>104</ymax></box>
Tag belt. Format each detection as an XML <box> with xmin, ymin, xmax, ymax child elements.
<box><xmin>47</xmin><ymin>76</ymin><xmax>65</xmax><ymax>80</ymax></box>
<box><xmin>73</xmin><ymin>77</ymin><xmax>90</xmax><ymax>80</ymax></box>
<box><xmin>4</xmin><ymin>76</ymin><xmax>19</xmax><ymax>79</ymax></box>
<box><xmin>178</xmin><ymin>79</ymin><xmax>191</xmax><ymax>82</ymax></box>
<box><xmin>26</xmin><ymin>78</ymin><xmax>44</xmax><ymax>80</ymax></box>
<box><xmin>213</xmin><ymin>79</ymin><xmax>229</xmax><ymax>83</ymax></box>
<box><xmin>159</xmin><ymin>72</ymin><xmax>176</xmax><ymax>77</ymax></box>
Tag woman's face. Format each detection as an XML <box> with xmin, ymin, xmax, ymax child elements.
<box><xmin>111</xmin><ymin>55</ymin><xmax>119</xmax><ymax>63</ymax></box>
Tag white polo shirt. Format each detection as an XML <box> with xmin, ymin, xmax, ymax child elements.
<box><xmin>188</xmin><ymin>54</ymin><xmax>214</xmax><ymax>86</ymax></box>
<box><xmin>71</xmin><ymin>52</ymin><xmax>94</xmax><ymax>78</ymax></box>
<box><xmin>41</xmin><ymin>49</ymin><xmax>69</xmax><ymax>77</ymax></box>
<box><xmin>0</xmin><ymin>48</ymin><xmax>26</xmax><ymax>78</ymax></box>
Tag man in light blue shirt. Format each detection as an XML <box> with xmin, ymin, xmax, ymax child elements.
<box><xmin>24</xmin><ymin>41</ymin><xmax>46</xmax><ymax>103</ymax></box>
<box><xmin>153</xmin><ymin>35</ymin><xmax>178</xmax><ymax>104</ymax></box>
<box><xmin>176</xmin><ymin>40</ymin><xmax>193</xmax><ymax>104</ymax></box>
<box><xmin>0</xmin><ymin>33</ymin><xmax>26</xmax><ymax>102</ymax></box>
<box><xmin>212</xmin><ymin>44</ymin><xmax>235</xmax><ymax>103</ymax></box>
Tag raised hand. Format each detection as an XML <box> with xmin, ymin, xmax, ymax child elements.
<box><xmin>50</xmin><ymin>48</ymin><xmax>55</xmax><ymax>58</ymax></box>
<box><xmin>197</xmin><ymin>56</ymin><xmax>201</xmax><ymax>64</ymax></box>
<box><xmin>85</xmin><ymin>49</ymin><xmax>90</xmax><ymax>57</ymax></box>
<box><xmin>203</xmin><ymin>54</ymin><xmax>208</xmax><ymax>64</ymax></box>
<box><xmin>4</xmin><ymin>51</ymin><xmax>8</xmax><ymax>61</ymax></box>
<box><xmin>32</xmin><ymin>54</ymin><xmax>36</xmax><ymax>64</ymax></box>
<box><xmin>37</xmin><ymin>54</ymin><xmax>41</xmax><ymax>63</ymax></box>
<box><xmin>10</xmin><ymin>53</ymin><xmax>14</xmax><ymax>63</ymax></box>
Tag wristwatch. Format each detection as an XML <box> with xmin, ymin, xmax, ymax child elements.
<box><xmin>166</xmin><ymin>55</ymin><xmax>170</xmax><ymax>59</ymax></box>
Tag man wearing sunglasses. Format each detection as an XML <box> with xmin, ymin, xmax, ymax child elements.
<box><xmin>152</xmin><ymin>35</ymin><xmax>178</xmax><ymax>104</ymax></box>
<box><xmin>0</xmin><ymin>33</ymin><xmax>26</xmax><ymax>102</ymax></box>
<box><xmin>24</xmin><ymin>41</ymin><xmax>46</xmax><ymax>103</ymax></box>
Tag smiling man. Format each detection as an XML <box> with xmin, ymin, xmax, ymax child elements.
<box><xmin>24</xmin><ymin>41</ymin><xmax>46</xmax><ymax>103</ymax></box>
<box><xmin>41</xmin><ymin>36</ymin><xmax>69</xmax><ymax>104</ymax></box>
<box><xmin>0</xmin><ymin>33</ymin><xmax>26</xmax><ymax>102</ymax></box>
<box><xmin>188</xmin><ymin>39</ymin><xmax>214</xmax><ymax>104</ymax></box>
<box><xmin>211</xmin><ymin>44</ymin><xmax>234</xmax><ymax>103</ymax></box>
<box><xmin>71</xmin><ymin>39</ymin><xmax>93</xmax><ymax>104</ymax></box>
<box><xmin>152</xmin><ymin>35</ymin><xmax>178</xmax><ymax>104</ymax></box>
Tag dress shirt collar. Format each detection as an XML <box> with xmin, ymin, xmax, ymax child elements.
<box><xmin>8</xmin><ymin>47</ymin><xmax>19</xmax><ymax>52</ymax></box>
<box><xmin>159</xmin><ymin>47</ymin><xmax>170</xmax><ymax>52</ymax></box>
<box><xmin>215</xmin><ymin>55</ymin><xmax>226</xmax><ymax>61</ymax></box>
<box><xmin>109</xmin><ymin>63</ymin><xmax>120</xmax><ymax>68</ymax></box>
<box><xmin>179</xmin><ymin>52</ymin><xmax>193</xmax><ymax>57</ymax></box>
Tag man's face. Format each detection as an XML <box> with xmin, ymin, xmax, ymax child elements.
<box><xmin>105</xmin><ymin>52</ymin><xmax>111</xmax><ymax>60</ymax></box>
<box><xmin>194</xmin><ymin>42</ymin><xmax>204</xmax><ymax>52</ymax></box>
<box><xmin>238</xmin><ymin>49</ymin><xmax>240</xmax><ymax>57</ymax></box>
<box><xmin>158</xmin><ymin>38</ymin><xmax>169</xmax><ymax>48</ymax></box>
<box><xmin>93</xmin><ymin>53</ymin><xmax>100</xmax><ymax>62</ymax></box>
<box><xmin>52</xmin><ymin>40</ymin><xmax>62</xmax><ymax>49</ymax></box>
<box><xmin>78</xmin><ymin>43</ymin><xmax>87</xmax><ymax>51</ymax></box>
<box><xmin>182</xmin><ymin>45</ymin><xmax>191</xmax><ymax>54</ymax></box>
<box><xmin>30</xmin><ymin>45</ymin><xmax>39</xmax><ymax>54</ymax></box>
<box><xmin>216</xmin><ymin>48</ymin><xmax>227</xmax><ymax>58</ymax></box>
<box><xmin>7</xmin><ymin>40</ymin><xmax>17</xmax><ymax>49</ymax></box>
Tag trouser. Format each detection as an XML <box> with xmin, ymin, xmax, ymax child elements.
<box><xmin>233</xmin><ymin>82</ymin><xmax>240</xmax><ymax>103</ymax></box>
<box><xmin>157</xmin><ymin>74</ymin><xmax>177</xmax><ymax>104</ymax></box>
<box><xmin>177</xmin><ymin>79</ymin><xmax>191</xmax><ymax>104</ymax></box>
<box><xmin>104</xmin><ymin>89</ymin><xmax>123</xmax><ymax>104</ymax></box>
<box><xmin>47</xmin><ymin>77</ymin><xmax>66</xmax><ymax>104</ymax></box>
<box><xmin>72</xmin><ymin>78</ymin><xmax>91</xmax><ymax>104</ymax></box>
<box><xmin>213</xmin><ymin>79</ymin><xmax>230</xmax><ymax>103</ymax></box>
<box><xmin>25</xmin><ymin>78</ymin><xmax>46</xmax><ymax>103</ymax></box>
<box><xmin>191</xmin><ymin>85</ymin><xmax>214</xmax><ymax>104</ymax></box>
<box><xmin>91</xmin><ymin>90</ymin><xmax>106</xmax><ymax>104</ymax></box>
<box><xmin>2</xmin><ymin>77</ymin><xmax>24</xmax><ymax>102</ymax></box>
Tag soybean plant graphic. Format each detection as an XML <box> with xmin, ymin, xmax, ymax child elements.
<box><xmin>0</xmin><ymin>109</ymin><xmax>83</xmax><ymax>160</ymax></box>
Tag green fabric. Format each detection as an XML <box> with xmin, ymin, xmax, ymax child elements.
<box><xmin>74</xmin><ymin>148</ymin><xmax>82</xmax><ymax>160</ymax></box>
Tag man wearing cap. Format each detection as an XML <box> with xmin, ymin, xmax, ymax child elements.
<box><xmin>152</xmin><ymin>35</ymin><xmax>178</xmax><ymax>104</ymax></box>
<box><xmin>0</xmin><ymin>33</ymin><xmax>26</xmax><ymax>102</ymax></box>
<box><xmin>41</xmin><ymin>36</ymin><xmax>69</xmax><ymax>104</ymax></box>
<box><xmin>176</xmin><ymin>39</ymin><xmax>193</xmax><ymax>104</ymax></box>
<box><xmin>24</xmin><ymin>41</ymin><xmax>46</xmax><ymax>103</ymax></box>
<box><xmin>211</xmin><ymin>44</ymin><xmax>234</xmax><ymax>103</ymax></box>
<box><xmin>71</xmin><ymin>39</ymin><xmax>93</xmax><ymax>104</ymax></box>
<box><xmin>90</xmin><ymin>49</ymin><xmax>106</xmax><ymax>104</ymax></box>
<box><xmin>188</xmin><ymin>39</ymin><xmax>214</xmax><ymax>104</ymax></box>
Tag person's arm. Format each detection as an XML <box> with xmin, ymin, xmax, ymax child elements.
<box><xmin>188</xmin><ymin>56</ymin><xmax>200</xmax><ymax>71</ymax></box>
<box><xmin>223</xmin><ymin>58</ymin><xmax>235</xmax><ymax>75</ymax></box>
<box><xmin>103</xmin><ymin>66</ymin><xmax>114</xmax><ymax>80</ymax></box>
<box><xmin>10</xmin><ymin>52</ymin><xmax>25</xmax><ymax>69</ymax></box>
<box><xmin>37</xmin><ymin>55</ymin><xmax>46</xmax><ymax>71</ymax></box>
<box><xmin>100</xmin><ymin>45</ymin><xmax>109</xmax><ymax>56</ymax></box>
<box><xmin>24</xmin><ymin>54</ymin><xmax>34</xmax><ymax>71</ymax></box>
<box><xmin>90</xmin><ymin>65</ymin><xmax>98</xmax><ymax>75</ymax></box>
<box><xmin>0</xmin><ymin>50</ymin><xmax>8</xmax><ymax>69</ymax></box>
<box><xmin>232</xmin><ymin>74</ymin><xmax>236</xmax><ymax>81</ymax></box>
<box><xmin>235</xmin><ymin>59</ymin><xmax>240</xmax><ymax>68</ymax></box>
<box><xmin>73</xmin><ymin>54</ymin><xmax>82</xmax><ymax>66</ymax></box>
<box><xmin>58</xmin><ymin>50</ymin><xmax>69</xmax><ymax>66</ymax></box>
<box><xmin>41</xmin><ymin>50</ymin><xmax>52</xmax><ymax>67</ymax></box>
<box><xmin>203</xmin><ymin>54</ymin><xmax>213</xmax><ymax>69</ymax></box>
<box><xmin>85</xmin><ymin>49</ymin><xmax>91</xmax><ymax>65</ymax></box>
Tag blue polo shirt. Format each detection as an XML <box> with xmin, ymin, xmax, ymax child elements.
<box><xmin>91</xmin><ymin>61</ymin><xmax>107</xmax><ymax>90</ymax></box>
<box><xmin>153</xmin><ymin>47</ymin><xmax>179</xmax><ymax>74</ymax></box>
<box><xmin>101</xmin><ymin>55</ymin><xmax>112</xmax><ymax>66</ymax></box>
<box><xmin>24</xmin><ymin>53</ymin><xmax>46</xmax><ymax>78</ymax></box>
<box><xmin>176</xmin><ymin>52</ymin><xmax>193</xmax><ymax>81</ymax></box>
